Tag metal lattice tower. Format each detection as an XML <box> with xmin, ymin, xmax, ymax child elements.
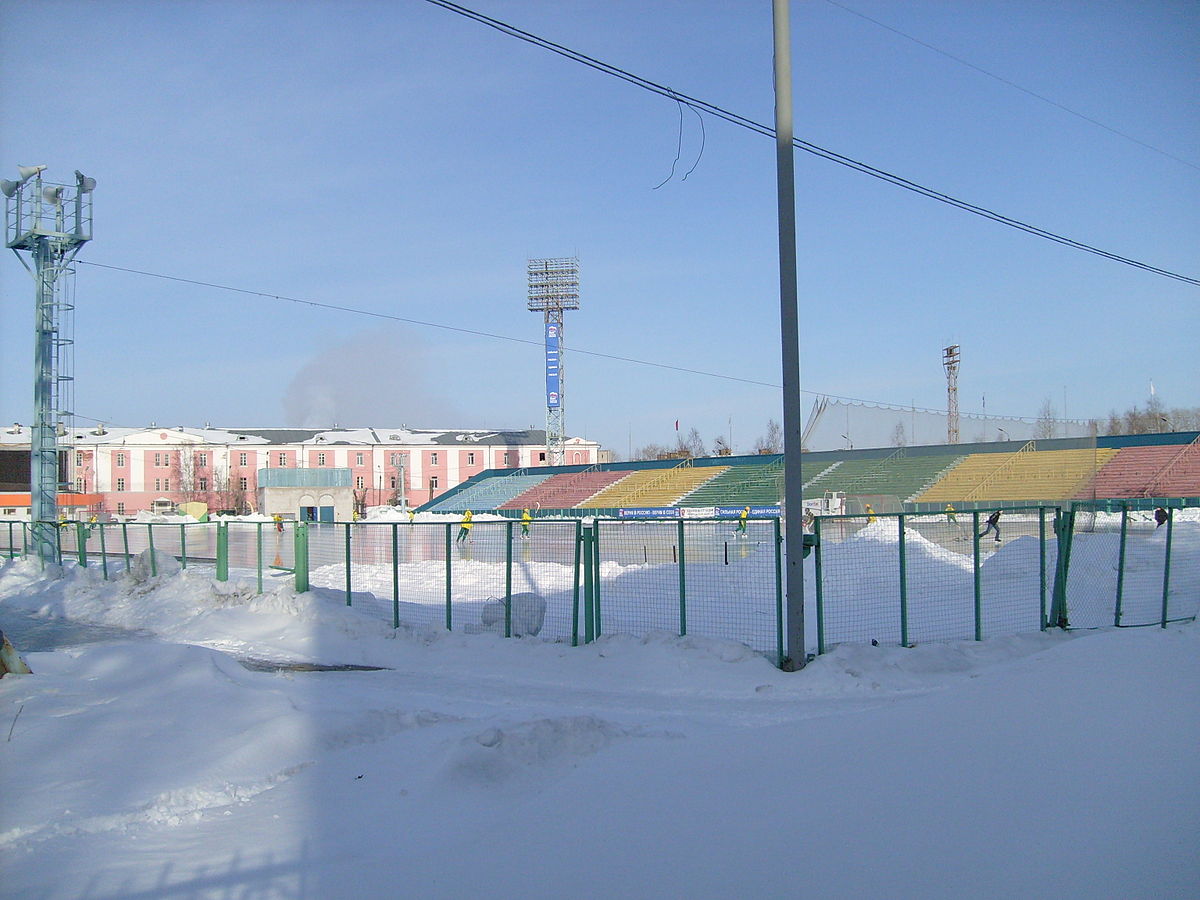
<box><xmin>3</xmin><ymin>167</ymin><xmax>95</xmax><ymax>563</ymax></box>
<box><xmin>943</xmin><ymin>344</ymin><xmax>961</xmax><ymax>444</ymax></box>
<box><xmin>527</xmin><ymin>258</ymin><xmax>580</xmax><ymax>466</ymax></box>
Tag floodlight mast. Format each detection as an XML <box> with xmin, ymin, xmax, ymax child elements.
<box><xmin>527</xmin><ymin>257</ymin><xmax>580</xmax><ymax>466</ymax></box>
<box><xmin>4</xmin><ymin>166</ymin><xmax>95</xmax><ymax>565</ymax></box>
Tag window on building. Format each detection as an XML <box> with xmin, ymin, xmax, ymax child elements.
<box><xmin>163</xmin><ymin>478</ymin><xmax>170</xmax><ymax>491</ymax></box>
<box><xmin>467</xmin><ymin>452</ymin><xmax>475</xmax><ymax>466</ymax></box>
<box><xmin>390</xmin><ymin>453</ymin><xmax>400</xmax><ymax>467</ymax></box>
<box><xmin>239</xmin><ymin>476</ymin><xmax>248</xmax><ymax>490</ymax></box>
<box><xmin>154</xmin><ymin>478</ymin><xmax>161</xmax><ymax>491</ymax></box>
<box><xmin>278</xmin><ymin>453</ymin><xmax>287</xmax><ymax>467</ymax></box>
<box><xmin>355</xmin><ymin>452</ymin><xmax>364</xmax><ymax>466</ymax></box>
<box><xmin>76</xmin><ymin>451</ymin><xmax>84</xmax><ymax>467</ymax></box>
<box><xmin>503</xmin><ymin>452</ymin><xmax>510</xmax><ymax>465</ymax></box>
<box><xmin>430</xmin><ymin>452</ymin><xmax>438</xmax><ymax>466</ymax></box>
<box><xmin>197</xmin><ymin>452</ymin><xmax>207</xmax><ymax>467</ymax></box>
<box><xmin>238</xmin><ymin>452</ymin><xmax>248</xmax><ymax>466</ymax></box>
<box><xmin>429</xmin><ymin>476</ymin><xmax>439</xmax><ymax>490</ymax></box>
<box><xmin>154</xmin><ymin>452</ymin><xmax>162</xmax><ymax>467</ymax></box>
<box><xmin>355</xmin><ymin>476</ymin><xmax>365</xmax><ymax>490</ymax></box>
<box><xmin>4</xmin><ymin>508</ymin><xmax>16</xmax><ymax>515</ymax></box>
<box><xmin>116</xmin><ymin>452</ymin><xmax>125</xmax><ymax>467</ymax></box>
<box><xmin>389</xmin><ymin>476</ymin><xmax>396</xmax><ymax>488</ymax></box>
<box><xmin>116</xmin><ymin>477</ymin><xmax>126</xmax><ymax>492</ymax></box>
<box><xmin>116</xmin><ymin>502</ymin><xmax>125</xmax><ymax>515</ymax></box>
<box><xmin>75</xmin><ymin>477</ymin><xmax>84</xmax><ymax>491</ymax></box>
<box><xmin>538</xmin><ymin>452</ymin><xmax>546</xmax><ymax>462</ymax></box>
<box><xmin>198</xmin><ymin>477</ymin><xmax>208</xmax><ymax>491</ymax></box>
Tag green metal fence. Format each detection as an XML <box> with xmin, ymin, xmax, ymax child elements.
<box><xmin>1</xmin><ymin>503</ymin><xmax>1196</xmax><ymax>663</ymax></box>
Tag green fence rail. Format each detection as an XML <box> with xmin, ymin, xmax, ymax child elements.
<box><xmin>1</xmin><ymin>502</ymin><xmax>1196</xmax><ymax>665</ymax></box>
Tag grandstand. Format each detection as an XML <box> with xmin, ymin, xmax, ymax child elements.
<box><xmin>585</xmin><ymin>463</ymin><xmax>727</xmax><ymax>508</ymax></box>
<box><xmin>801</xmin><ymin>452</ymin><xmax>965</xmax><ymax>504</ymax></box>
<box><xmin>916</xmin><ymin>446</ymin><xmax>1118</xmax><ymax>503</ymax></box>
<box><xmin>499</xmin><ymin>469</ymin><xmax>629</xmax><ymax>509</ymax></box>
<box><xmin>415</xmin><ymin>432</ymin><xmax>1200</xmax><ymax>515</ymax></box>
<box><xmin>680</xmin><ymin>458</ymin><xmax>784</xmax><ymax>507</ymax></box>
<box><xmin>423</xmin><ymin>471</ymin><xmax>553</xmax><ymax>513</ymax></box>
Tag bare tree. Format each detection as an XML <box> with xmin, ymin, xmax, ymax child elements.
<box><xmin>674</xmin><ymin>427</ymin><xmax>707</xmax><ymax>458</ymax></box>
<box><xmin>633</xmin><ymin>443</ymin><xmax>672</xmax><ymax>461</ymax></box>
<box><xmin>1034</xmin><ymin>398</ymin><xmax>1057</xmax><ymax>439</ymax></box>
<box><xmin>754</xmin><ymin>419</ymin><xmax>783</xmax><ymax>454</ymax></box>
<box><xmin>712</xmin><ymin>433</ymin><xmax>732</xmax><ymax>456</ymax></box>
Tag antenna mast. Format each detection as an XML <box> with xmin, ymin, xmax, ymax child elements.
<box><xmin>3</xmin><ymin>166</ymin><xmax>96</xmax><ymax>563</ymax></box>
<box><xmin>943</xmin><ymin>344</ymin><xmax>961</xmax><ymax>444</ymax></box>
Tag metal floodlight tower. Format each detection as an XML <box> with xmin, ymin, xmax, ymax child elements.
<box><xmin>3</xmin><ymin>166</ymin><xmax>96</xmax><ymax>563</ymax></box>
<box><xmin>527</xmin><ymin>257</ymin><xmax>580</xmax><ymax>466</ymax></box>
<box><xmin>943</xmin><ymin>344</ymin><xmax>961</xmax><ymax>444</ymax></box>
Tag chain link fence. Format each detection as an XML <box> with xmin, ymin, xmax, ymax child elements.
<box><xmin>2</xmin><ymin>503</ymin><xmax>1196</xmax><ymax>663</ymax></box>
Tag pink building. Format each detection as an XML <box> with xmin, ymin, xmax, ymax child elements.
<box><xmin>0</xmin><ymin>423</ymin><xmax>601</xmax><ymax>518</ymax></box>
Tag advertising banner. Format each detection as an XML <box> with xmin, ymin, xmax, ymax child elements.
<box><xmin>715</xmin><ymin>505</ymin><xmax>782</xmax><ymax>518</ymax></box>
<box><xmin>545</xmin><ymin>323</ymin><xmax>560</xmax><ymax>408</ymax></box>
<box><xmin>617</xmin><ymin>507</ymin><xmax>682</xmax><ymax>519</ymax></box>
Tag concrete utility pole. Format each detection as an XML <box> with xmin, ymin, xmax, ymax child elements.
<box><xmin>773</xmin><ymin>0</ymin><xmax>805</xmax><ymax>669</ymax></box>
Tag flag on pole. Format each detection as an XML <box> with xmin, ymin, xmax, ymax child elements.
<box><xmin>675</xmin><ymin>420</ymin><xmax>679</xmax><ymax>431</ymax></box>
<box><xmin>1150</xmin><ymin>380</ymin><xmax>1156</xmax><ymax>397</ymax></box>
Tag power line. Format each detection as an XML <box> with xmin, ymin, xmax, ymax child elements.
<box><xmin>75</xmin><ymin>259</ymin><xmax>1086</xmax><ymax>422</ymax></box>
<box><xmin>423</xmin><ymin>0</ymin><xmax>1199</xmax><ymax>287</ymax></box>
<box><xmin>821</xmin><ymin>0</ymin><xmax>1200</xmax><ymax>173</ymax></box>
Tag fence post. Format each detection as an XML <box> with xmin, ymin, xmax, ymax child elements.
<box><xmin>256</xmin><ymin>522</ymin><xmax>263</xmax><ymax>596</ymax></box>
<box><xmin>76</xmin><ymin>522</ymin><xmax>87</xmax><ymax>567</ymax></box>
<box><xmin>572</xmin><ymin>519</ymin><xmax>582</xmax><ymax>647</ymax></box>
<box><xmin>99</xmin><ymin>522</ymin><xmax>109</xmax><ymax>580</ymax></box>
<box><xmin>122</xmin><ymin>521</ymin><xmax>130</xmax><ymax>571</ymax></box>
<box><xmin>972</xmin><ymin>512</ymin><xmax>982</xmax><ymax>641</ymax></box>
<box><xmin>294</xmin><ymin>522</ymin><xmax>309</xmax><ymax>594</ymax></box>
<box><xmin>1161</xmin><ymin>508</ymin><xmax>1174</xmax><ymax>628</ymax></box>
<box><xmin>593</xmin><ymin>522</ymin><xmax>602</xmax><ymax>637</ymax></box>
<box><xmin>343</xmin><ymin>522</ymin><xmax>351</xmax><ymax>606</ymax></box>
<box><xmin>444</xmin><ymin>523</ymin><xmax>452</xmax><ymax>631</ymax></box>
<box><xmin>148</xmin><ymin>524</ymin><xmax>157</xmax><ymax>577</ymax></box>
<box><xmin>505</xmin><ymin>520</ymin><xmax>513</xmax><ymax>638</ymax></box>
<box><xmin>582</xmin><ymin>525</ymin><xmax>595</xmax><ymax>644</ymax></box>
<box><xmin>216</xmin><ymin>522</ymin><xmax>229</xmax><ymax>581</ymax></box>
<box><xmin>678</xmin><ymin>518</ymin><xmax>687</xmax><ymax>636</ymax></box>
<box><xmin>1113</xmin><ymin>504</ymin><xmax>1129</xmax><ymax>626</ymax></box>
<box><xmin>1039</xmin><ymin>508</ymin><xmax>1048</xmax><ymax>630</ymax></box>
<box><xmin>898</xmin><ymin>512</ymin><xmax>909</xmax><ymax>647</ymax></box>
<box><xmin>775</xmin><ymin>517</ymin><xmax>785</xmax><ymax>665</ymax></box>
<box><xmin>179</xmin><ymin>523</ymin><xmax>187</xmax><ymax>570</ymax></box>
<box><xmin>391</xmin><ymin>522</ymin><xmax>399</xmax><ymax>629</ymax></box>
<box><xmin>1048</xmin><ymin>508</ymin><xmax>1075</xmax><ymax>629</ymax></box>
<box><xmin>813</xmin><ymin>516</ymin><xmax>825</xmax><ymax>656</ymax></box>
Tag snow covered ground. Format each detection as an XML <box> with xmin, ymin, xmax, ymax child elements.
<box><xmin>1</xmin><ymin>553</ymin><xmax>1197</xmax><ymax>899</ymax></box>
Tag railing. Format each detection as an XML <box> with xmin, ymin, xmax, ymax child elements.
<box><xmin>963</xmin><ymin>441</ymin><xmax>1037</xmax><ymax>500</ymax></box>
<box><xmin>1142</xmin><ymin>435</ymin><xmax>1200</xmax><ymax>497</ymax></box>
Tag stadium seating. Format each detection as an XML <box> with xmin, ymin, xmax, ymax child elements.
<box><xmin>917</xmin><ymin>447</ymin><xmax>1119</xmax><ymax>503</ymax></box>
<box><xmin>425</xmin><ymin>472</ymin><xmax>553</xmax><ymax>513</ymax></box>
<box><xmin>585</xmin><ymin>465</ymin><xmax>728</xmax><ymax>508</ymax></box>
<box><xmin>499</xmin><ymin>469</ymin><xmax>630</xmax><ymax>509</ymax></box>
<box><xmin>801</xmin><ymin>453</ymin><xmax>965</xmax><ymax>503</ymax></box>
<box><xmin>1086</xmin><ymin>439</ymin><xmax>1200</xmax><ymax>498</ymax></box>
<box><xmin>679</xmin><ymin>460</ymin><xmax>784</xmax><ymax>507</ymax></box>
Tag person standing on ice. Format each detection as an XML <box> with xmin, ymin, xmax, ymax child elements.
<box><xmin>521</xmin><ymin>507</ymin><xmax>533</xmax><ymax>539</ymax></box>
<box><xmin>1154</xmin><ymin>507</ymin><xmax>1168</xmax><ymax>528</ymax></box>
<box><xmin>979</xmin><ymin>509</ymin><xmax>1001</xmax><ymax>542</ymax></box>
<box><xmin>407</xmin><ymin>508</ymin><xmax>415</xmax><ymax>524</ymax></box>
<box><xmin>456</xmin><ymin>509</ymin><xmax>473</xmax><ymax>543</ymax></box>
<box><xmin>945</xmin><ymin>503</ymin><xmax>957</xmax><ymax>525</ymax></box>
<box><xmin>865</xmin><ymin>504</ymin><xmax>877</xmax><ymax>524</ymax></box>
<box><xmin>736</xmin><ymin>506</ymin><xmax>750</xmax><ymax>536</ymax></box>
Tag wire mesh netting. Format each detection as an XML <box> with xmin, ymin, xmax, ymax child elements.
<box><xmin>591</xmin><ymin>518</ymin><xmax>782</xmax><ymax>656</ymax></box>
<box><xmin>814</xmin><ymin>508</ymin><xmax>1056</xmax><ymax>648</ymax></box>
<box><xmin>2</xmin><ymin>504</ymin><xmax>1196</xmax><ymax>658</ymax></box>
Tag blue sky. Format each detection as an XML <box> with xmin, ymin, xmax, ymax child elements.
<box><xmin>2</xmin><ymin>0</ymin><xmax>1196</xmax><ymax>456</ymax></box>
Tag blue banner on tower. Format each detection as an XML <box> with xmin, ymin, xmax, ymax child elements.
<box><xmin>545</xmin><ymin>323</ymin><xmax>560</xmax><ymax>408</ymax></box>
